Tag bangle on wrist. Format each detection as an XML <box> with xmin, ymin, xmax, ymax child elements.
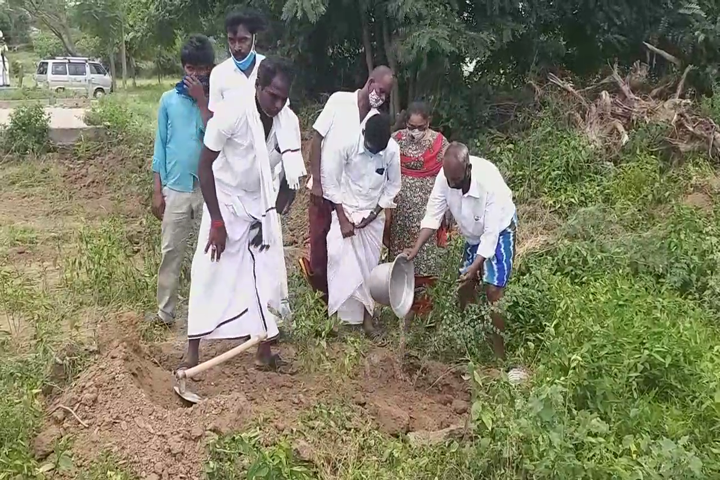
<box><xmin>211</xmin><ymin>219</ymin><xmax>224</xmax><ymax>229</ymax></box>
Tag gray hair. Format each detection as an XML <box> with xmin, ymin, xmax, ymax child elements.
<box><xmin>445</xmin><ymin>141</ymin><xmax>470</xmax><ymax>165</ymax></box>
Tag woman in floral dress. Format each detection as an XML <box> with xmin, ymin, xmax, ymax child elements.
<box><xmin>386</xmin><ymin>101</ymin><xmax>450</xmax><ymax>314</ymax></box>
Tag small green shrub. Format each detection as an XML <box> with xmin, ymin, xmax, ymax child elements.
<box><xmin>62</xmin><ymin>217</ymin><xmax>159</xmax><ymax>309</ymax></box>
<box><xmin>412</xmin><ymin>239</ymin><xmax>498</xmax><ymax>362</ymax></box>
<box><xmin>85</xmin><ymin>98</ymin><xmax>137</xmax><ymax>135</ymax></box>
<box><xmin>206</xmin><ymin>429</ymin><xmax>315</xmax><ymax>480</ymax></box>
<box><xmin>1</xmin><ymin>103</ymin><xmax>50</xmax><ymax>155</ymax></box>
<box><xmin>85</xmin><ymin>96</ymin><xmax>152</xmax><ymax>146</ymax></box>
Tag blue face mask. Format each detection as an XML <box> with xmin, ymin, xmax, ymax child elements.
<box><xmin>175</xmin><ymin>75</ymin><xmax>210</xmax><ymax>98</ymax></box>
<box><xmin>175</xmin><ymin>75</ymin><xmax>210</xmax><ymax>97</ymax></box>
<box><xmin>231</xmin><ymin>35</ymin><xmax>256</xmax><ymax>72</ymax></box>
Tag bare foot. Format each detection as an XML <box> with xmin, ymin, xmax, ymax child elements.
<box><xmin>362</xmin><ymin>316</ymin><xmax>385</xmax><ymax>343</ymax></box>
<box><xmin>178</xmin><ymin>339</ymin><xmax>200</xmax><ymax>370</ymax></box>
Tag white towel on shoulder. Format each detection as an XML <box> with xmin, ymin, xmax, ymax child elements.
<box><xmin>242</xmin><ymin>97</ymin><xmax>282</xmax><ymax>249</ymax></box>
<box><xmin>275</xmin><ymin>106</ymin><xmax>306</xmax><ymax>190</ymax></box>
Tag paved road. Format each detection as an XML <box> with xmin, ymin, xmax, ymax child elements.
<box><xmin>0</xmin><ymin>107</ymin><xmax>89</xmax><ymax>128</ymax></box>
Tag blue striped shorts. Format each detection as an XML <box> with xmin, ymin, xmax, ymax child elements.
<box><xmin>460</xmin><ymin>213</ymin><xmax>517</xmax><ymax>288</ymax></box>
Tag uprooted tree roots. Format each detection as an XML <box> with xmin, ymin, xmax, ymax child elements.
<box><xmin>542</xmin><ymin>63</ymin><xmax>720</xmax><ymax>160</ymax></box>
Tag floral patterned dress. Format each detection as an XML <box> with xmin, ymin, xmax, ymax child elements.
<box><xmin>389</xmin><ymin>129</ymin><xmax>449</xmax><ymax>278</ymax></box>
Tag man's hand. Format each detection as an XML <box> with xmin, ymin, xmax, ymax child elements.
<box><xmin>355</xmin><ymin>212</ymin><xmax>377</xmax><ymax>229</ymax></box>
<box><xmin>151</xmin><ymin>190</ymin><xmax>165</xmax><ymax>220</ymax></box>
<box><xmin>339</xmin><ymin>216</ymin><xmax>355</xmax><ymax>238</ymax></box>
<box><xmin>184</xmin><ymin>76</ymin><xmax>206</xmax><ymax>104</ymax></box>
<box><xmin>458</xmin><ymin>263</ymin><xmax>482</xmax><ymax>289</ymax></box>
<box><xmin>402</xmin><ymin>248</ymin><xmax>419</xmax><ymax>261</ymax></box>
<box><xmin>249</xmin><ymin>221</ymin><xmax>269</xmax><ymax>251</ymax></box>
<box><xmin>310</xmin><ymin>181</ymin><xmax>323</xmax><ymax>203</ymax></box>
<box><xmin>276</xmin><ymin>177</ymin><xmax>296</xmax><ymax>215</ymax></box>
<box><xmin>205</xmin><ymin>223</ymin><xmax>227</xmax><ymax>261</ymax></box>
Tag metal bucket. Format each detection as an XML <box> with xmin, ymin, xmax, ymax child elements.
<box><xmin>368</xmin><ymin>254</ymin><xmax>415</xmax><ymax>318</ymax></box>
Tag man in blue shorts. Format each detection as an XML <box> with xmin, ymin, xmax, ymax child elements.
<box><xmin>404</xmin><ymin>142</ymin><xmax>519</xmax><ymax>365</ymax></box>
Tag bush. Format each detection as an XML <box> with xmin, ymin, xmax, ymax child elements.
<box><xmin>85</xmin><ymin>95</ymin><xmax>152</xmax><ymax>145</ymax></box>
<box><xmin>1</xmin><ymin>103</ymin><xmax>50</xmax><ymax>155</ymax></box>
<box><xmin>30</xmin><ymin>31</ymin><xmax>64</xmax><ymax>60</ymax></box>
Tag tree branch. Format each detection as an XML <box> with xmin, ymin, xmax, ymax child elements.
<box><xmin>643</xmin><ymin>42</ymin><xmax>682</xmax><ymax>67</ymax></box>
<box><xmin>674</xmin><ymin>65</ymin><xmax>694</xmax><ymax>99</ymax></box>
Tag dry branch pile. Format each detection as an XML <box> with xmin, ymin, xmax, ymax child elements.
<box><xmin>543</xmin><ymin>60</ymin><xmax>720</xmax><ymax>160</ymax></box>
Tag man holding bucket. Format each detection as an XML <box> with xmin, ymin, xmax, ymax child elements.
<box><xmin>323</xmin><ymin>113</ymin><xmax>401</xmax><ymax>338</ymax></box>
<box><xmin>404</xmin><ymin>142</ymin><xmax>520</xmax><ymax>370</ymax></box>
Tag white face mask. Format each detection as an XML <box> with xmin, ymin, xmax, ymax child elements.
<box><xmin>408</xmin><ymin>128</ymin><xmax>425</xmax><ymax>140</ymax></box>
<box><xmin>369</xmin><ymin>89</ymin><xmax>385</xmax><ymax>108</ymax></box>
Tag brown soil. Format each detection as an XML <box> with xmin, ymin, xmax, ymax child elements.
<box><xmin>282</xmin><ymin>140</ymin><xmax>312</xmax><ymax>261</ymax></box>
<box><xmin>42</xmin><ymin>314</ymin><xmax>470</xmax><ymax>479</ymax></box>
<box><xmin>683</xmin><ymin>191</ymin><xmax>714</xmax><ymax>212</ymax></box>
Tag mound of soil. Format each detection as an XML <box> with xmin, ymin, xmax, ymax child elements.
<box><xmin>41</xmin><ymin>315</ymin><xmax>470</xmax><ymax>479</ymax></box>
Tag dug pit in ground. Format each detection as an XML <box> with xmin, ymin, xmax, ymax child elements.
<box><xmin>36</xmin><ymin>314</ymin><xmax>471</xmax><ymax>479</ymax></box>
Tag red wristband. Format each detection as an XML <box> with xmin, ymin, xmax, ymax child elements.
<box><xmin>211</xmin><ymin>220</ymin><xmax>224</xmax><ymax>229</ymax></box>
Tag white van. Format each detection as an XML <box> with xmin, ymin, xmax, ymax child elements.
<box><xmin>35</xmin><ymin>57</ymin><xmax>113</xmax><ymax>98</ymax></box>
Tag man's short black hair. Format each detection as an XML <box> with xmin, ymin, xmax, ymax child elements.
<box><xmin>364</xmin><ymin>113</ymin><xmax>392</xmax><ymax>152</ymax></box>
<box><xmin>180</xmin><ymin>34</ymin><xmax>215</xmax><ymax>67</ymax></box>
<box><xmin>257</xmin><ymin>57</ymin><xmax>294</xmax><ymax>89</ymax></box>
<box><xmin>225</xmin><ymin>8</ymin><xmax>267</xmax><ymax>34</ymax></box>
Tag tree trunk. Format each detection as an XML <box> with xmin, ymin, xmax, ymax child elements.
<box><xmin>108</xmin><ymin>44</ymin><xmax>117</xmax><ymax>92</ymax></box>
<box><xmin>130</xmin><ymin>57</ymin><xmax>137</xmax><ymax>88</ymax></box>
<box><xmin>382</xmin><ymin>19</ymin><xmax>401</xmax><ymax>117</ymax></box>
<box><xmin>359</xmin><ymin>0</ymin><xmax>374</xmax><ymax>76</ymax></box>
<box><xmin>120</xmin><ymin>20</ymin><xmax>128</xmax><ymax>90</ymax></box>
<box><xmin>156</xmin><ymin>50</ymin><xmax>162</xmax><ymax>84</ymax></box>
<box><xmin>30</xmin><ymin>6</ymin><xmax>77</xmax><ymax>56</ymax></box>
<box><xmin>60</xmin><ymin>24</ymin><xmax>77</xmax><ymax>56</ymax></box>
<box><xmin>408</xmin><ymin>67</ymin><xmax>416</xmax><ymax>103</ymax></box>
<box><xmin>44</xmin><ymin>24</ymin><xmax>77</xmax><ymax>56</ymax></box>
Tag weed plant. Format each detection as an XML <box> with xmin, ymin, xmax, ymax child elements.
<box><xmin>1</xmin><ymin>103</ymin><xmax>50</xmax><ymax>156</ymax></box>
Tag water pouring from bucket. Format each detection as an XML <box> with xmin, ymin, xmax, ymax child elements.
<box><xmin>368</xmin><ymin>253</ymin><xmax>415</xmax><ymax>318</ymax></box>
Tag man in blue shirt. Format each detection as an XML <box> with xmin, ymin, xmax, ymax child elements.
<box><xmin>150</xmin><ymin>35</ymin><xmax>214</xmax><ymax>326</ymax></box>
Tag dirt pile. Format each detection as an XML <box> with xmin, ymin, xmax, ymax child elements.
<box><xmin>38</xmin><ymin>316</ymin><xmax>470</xmax><ymax>478</ymax></box>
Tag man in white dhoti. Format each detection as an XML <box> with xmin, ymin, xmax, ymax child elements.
<box><xmin>323</xmin><ymin>113</ymin><xmax>402</xmax><ymax>337</ymax></box>
<box><xmin>184</xmin><ymin>58</ymin><xmax>298</xmax><ymax>370</ymax></box>
<box><xmin>205</xmin><ymin>9</ymin><xmax>304</xmax><ymax>322</ymax></box>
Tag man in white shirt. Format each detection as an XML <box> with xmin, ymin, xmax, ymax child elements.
<box><xmin>404</xmin><ymin>142</ymin><xmax>517</xmax><ymax>360</ymax></box>
<box><xmin>301</xmin><ymin>66</ymin><xmax>395</xmax><ymax>300</ymax></box>
<box><xmin>208</xmin><ymin>9</ymin><xmax>267</xmax><ymax>114</ymax></box>
<box><xmin>207</xmin><ymin>9</ymin><xmax>305</xmax><ymax>324</ymax></box>
<box><xmin>183</xmin><ymin>58</ymin><xmax>298</xmax><ymax>372</ymax></box>
<box><xmin>323</xmin><ymin>113</ymin><xmax>401</xmax><ymax>337</ymax></box>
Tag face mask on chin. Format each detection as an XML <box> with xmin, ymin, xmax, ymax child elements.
<box><xmin>232</xmin><ymin>35</ymin><xmax>257</xmax><ymax>72</ymax></box>
<box><xmin>369</xmin><ymin>89</ymin><xmax>385</xmax><ymax>108</ymax></box>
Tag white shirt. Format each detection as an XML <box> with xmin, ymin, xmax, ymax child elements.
<box><xmin>307</xmin><ymin>90</ymin><xmax>377</xmax><ymax>197</ymax></box>
<box><xmin>203</xmin><ymin>94</ymin><xmax>278</xmax><ymax>200</ymax></box>
<box><xmin>323</xmin><ymin>131</ymin><xmax>402</xmax><ymax>212</ymax></box>
<box><xmin>208</xmin><ymin>54</ymin><xmax>267</xmax><ymax>113</ymax></box>
<box><xmin>421</xmin><ymin>156</ymin><xmax>515</xmax><ymax>259</ymax></box>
